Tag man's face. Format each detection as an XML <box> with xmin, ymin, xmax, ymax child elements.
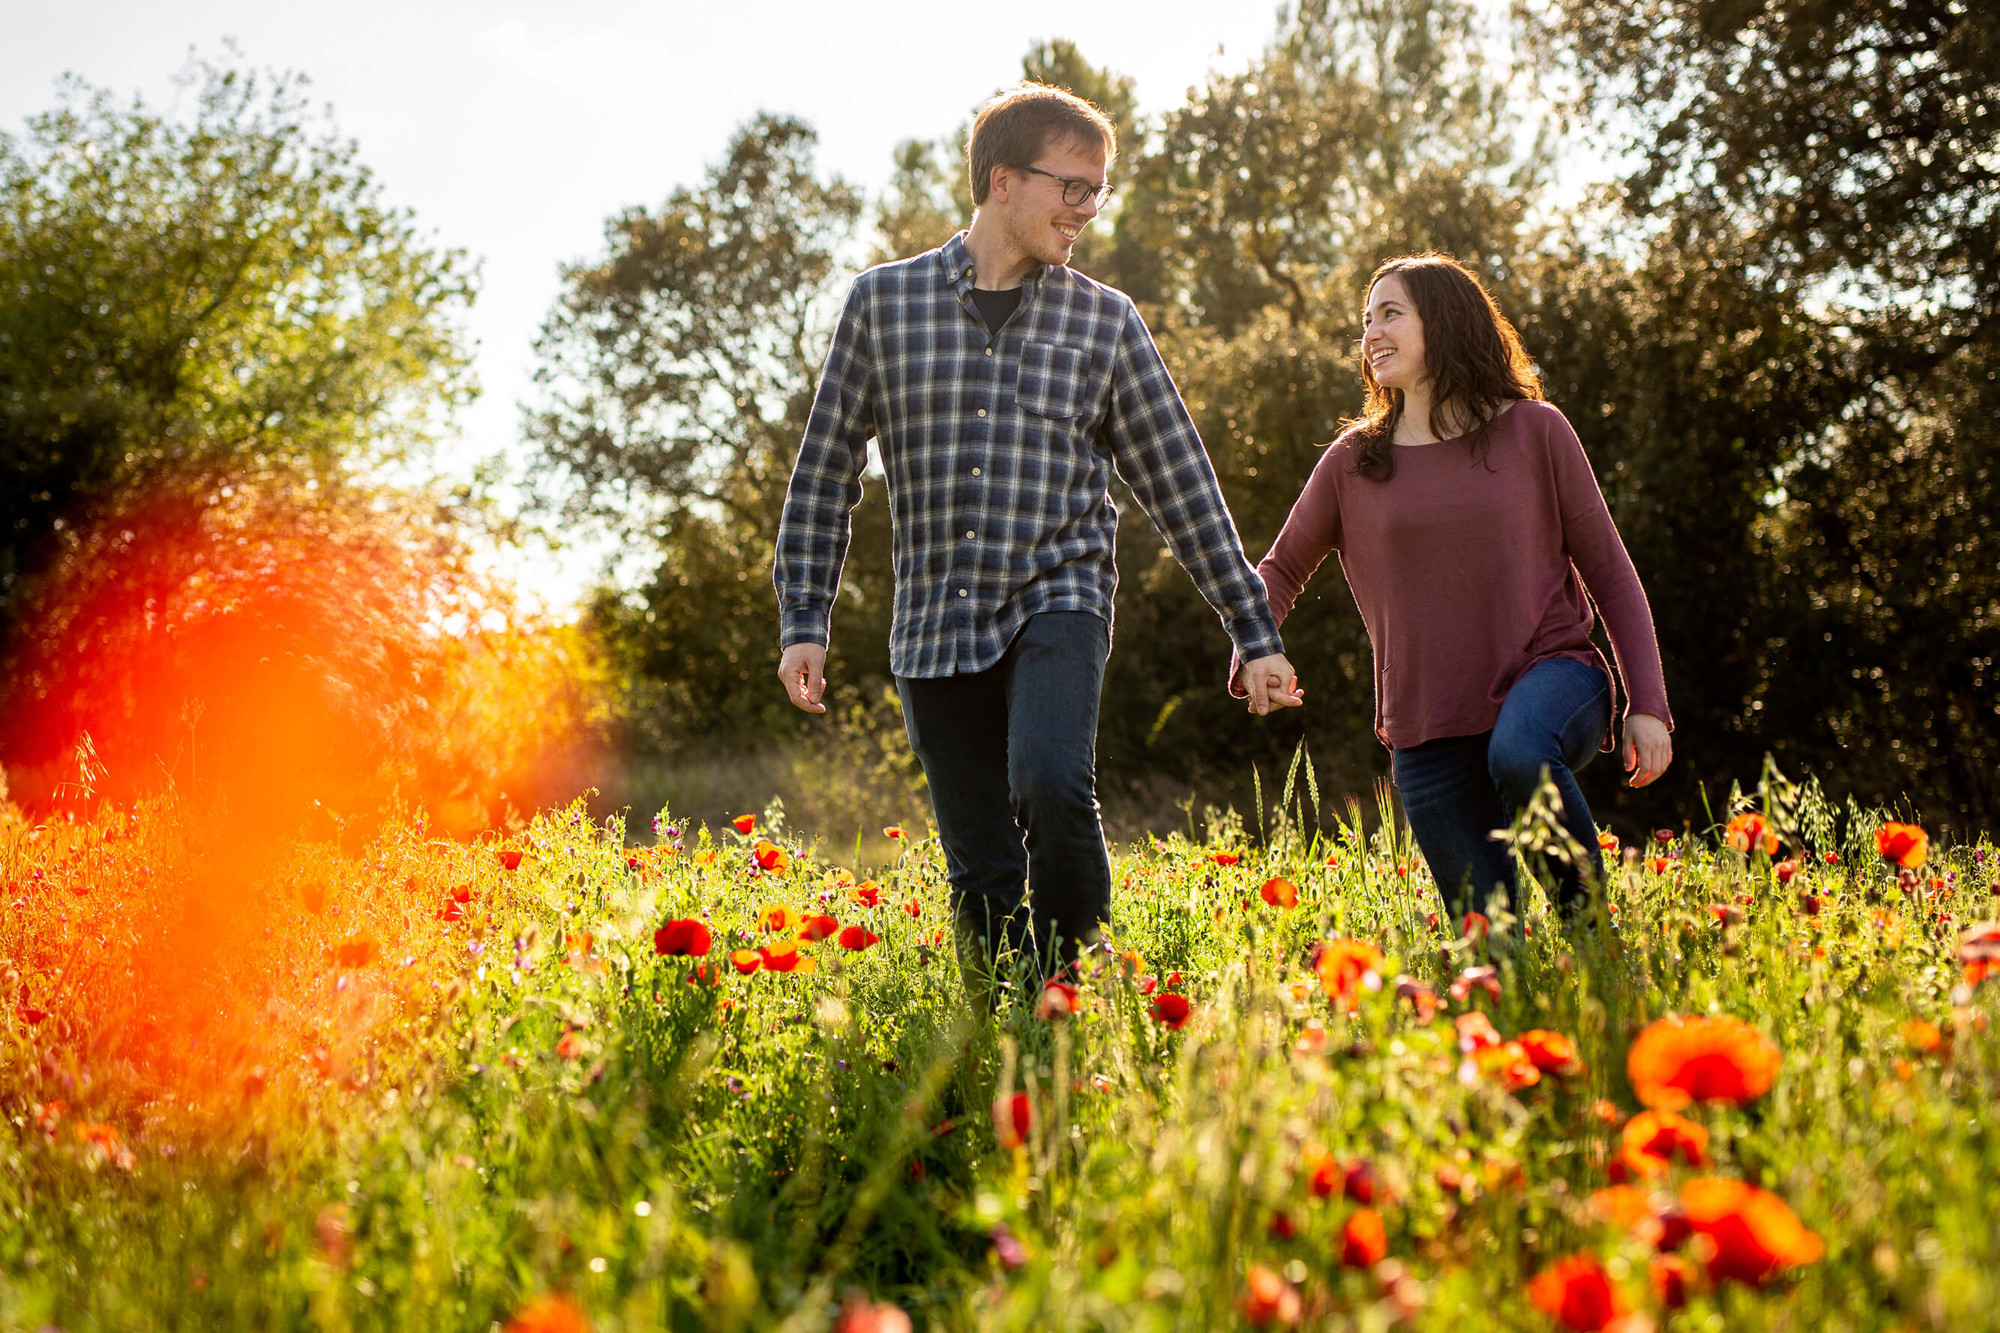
<box><xmin>998</xmin><ymin>137</ymin><xmax>1109</xmax><ymax>270</ymax></box>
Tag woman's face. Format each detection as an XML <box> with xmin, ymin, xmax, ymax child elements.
<box><xmin>1362</xmin><ymin>275</ymin><xmax>1425</xmax><ymax>393</ymax></box>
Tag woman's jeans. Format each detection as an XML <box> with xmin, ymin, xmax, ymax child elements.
<box><xmin>1390</xmin><ymin>657</ymin><xmax>1612</xmax><ymax>918</ymax></box>
<box><xmin>897</xmin><ymin>612</ymin><xmax>1113</xmax><ymax>985</ymax></box>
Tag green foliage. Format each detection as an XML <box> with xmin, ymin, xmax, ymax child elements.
<box><xmin>0</xmin><ymin>56</ymin><xmax>476</xmax><ymax>631</ymax></box>
<box><xmin>2</xmin><ymin>778</ymin><xmax>1997</xmax><ymax>1328</ymax></box>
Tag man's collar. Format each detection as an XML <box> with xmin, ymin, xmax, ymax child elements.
<box><xmin>940</xmin><ymin>230</ymin><xmax>1047</xmax><ymax>292</ymax></box>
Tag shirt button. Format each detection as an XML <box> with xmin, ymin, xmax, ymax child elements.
<box><xmin>958</xmin><ymin>589</ymin><xmax>968</xmax><ymax>597</ymax></box>
<box><xmin>964</xmin><ymin>530</ymin><xmax>975</xmax><ymax>539</ymax></box>
<box><xmin>984</xmin><ymin>347</ymin><xmax>993</xmax><ymax>357</ymax></box>
<box><xmin>976</xmin><ymin>408</ymin><xmax>987</xmax><ymax>417</ymax></box>
<box><xmin>971</xmin><ymin>468</ymin><xmax>981</xmax><ymax>476</ymax></box>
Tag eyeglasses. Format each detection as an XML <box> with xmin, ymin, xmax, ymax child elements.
<box><xmin>1014</xmin><ymin>164</ymin><xmax>1115</xmax><ymax>209</ymax></box>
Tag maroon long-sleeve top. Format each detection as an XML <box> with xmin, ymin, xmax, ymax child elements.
<box><xmin>1236</xmin><ymin>399</ymin><xmax>1672</xmax><ymax>751</ymax></box>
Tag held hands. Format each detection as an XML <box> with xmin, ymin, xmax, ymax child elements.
<box><xmin>1623</xmin><ymin>713</ymin><xmax>1672</xmax><ymax>788</ymax></box>
<box><xmin>1237</xmin><ymin>653</ymin><xmax>1305</xmax><ymax>716</ymax></box>
<box><xmin>778</xmin><ymin>642</ymin><xmax>828</xmax><ymax>714</ymax></box>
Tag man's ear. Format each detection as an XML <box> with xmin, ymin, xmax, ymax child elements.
<box><xmin>986</xmin><ymin>164</ymin><xmax>1011</xmax><ymax>205</ymax></box>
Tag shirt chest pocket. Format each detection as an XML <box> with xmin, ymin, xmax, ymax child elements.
<box><xmin>1015</xmin><ymin>341</ymin><xmax>1099</xmax><ymax>421</ymax></box>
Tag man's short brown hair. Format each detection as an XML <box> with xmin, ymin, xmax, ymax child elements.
<box><xmin>967</xmin><ymin>83</ymin><xmax>1116</xmax><ymax>207</ymax></box>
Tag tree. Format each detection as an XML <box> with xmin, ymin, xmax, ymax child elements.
<box><xmin>0</xmin><ymin>57</ymin><xmax>476</xmax><ymax>639</ymax></box>
<box><xmin>1538</xmin><ymin>0</ymin><xmax>2000</xmax><ymax>828</ymax></box>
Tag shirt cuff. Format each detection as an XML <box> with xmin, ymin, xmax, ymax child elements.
<box><xmin>1230</xmin><ymin>616</ymin><xmax>1285</xmax><ymax>668</ymax></box>
<box><xmin>779</xmin><ymin>606</ymin><xmax>830</xmax><ymax>649</ymax></box>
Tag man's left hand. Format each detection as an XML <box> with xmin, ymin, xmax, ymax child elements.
<box><xmin>1237</xmin><ymin>654</ymin><xmax>1304</xmax><ymax>716</ymax></box>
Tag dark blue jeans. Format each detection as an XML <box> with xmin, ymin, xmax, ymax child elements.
<box><xmin>1390</xmin><ymin>656</ymin><xmax>1612</xmax><ymax>917</ymax></box>
<box><xmin>897</xmin><ymin>612</ymin><xmax>1112</xmax><ymax>978</ymax></box>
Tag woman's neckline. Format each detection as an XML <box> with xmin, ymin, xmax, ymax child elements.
<box><xmin>1393</xmin><ymin>397</ymin><xmax>1522</xmax><ymax>448</ymax></box>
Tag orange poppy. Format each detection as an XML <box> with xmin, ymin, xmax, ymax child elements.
<box><xmin>1626</xmin><ymin>1015</ymin><xmax>1781</xmax><ymax>1109</ymax></box>
<box><xmin>1959</xmin><ymin>922</ymin><xmax>2000</xmax><ymax>987</ymax></box>
<box><xmin>753</xmin><ymin>840</ymin><xmax>792</xmax><ymax>875</ymax></box>
<box><xmin>883</xmin><ymin>825</ymin><xmax>905</xmax><ymax>840</ymax></box>
<box><xmin>74</xmin><ymin>1121</ymin><xmax>121</xmax><ymax>1153</ymax></box>
<box><xmin>1478</xmin><ymin>1041</ymin><xmax>1542</xmax><ymax>1091</ymax></box>
<box><xmin>1598</xmin><ymin>830</ymin><xmax>1620</xmax><ymax>852</ymax></box>
<box><xmin>1875</xmin><ymin>821</ymin><xmax>1927</xmax><ymax>869</ymax></box>
<box><xmin>1519</xmin><ymin>1029</ymin><xmax>1582</xmax><ymax>1074</ymax></box>
<box><xmin>1527</xmin><ymin>1254</ymin><xmax>1627</xmax><ymax>1331</ymax></box>
<box><xmin>1240</xmin><ymin>1263</ymin><xmax>1302</xmax><ymax>1326</ymax></box>
<box><xmin>1649</xmin><ymin>856</ymin><xmax>1672</xmax><ymax>874</ymax></box>
<box><xmin>1901</xmin><ymin>1018</ymin><xmax>1943</xmax><ymax>1053</ymax></box>
<box><xmin>1315</xmin><ymin>937</ymin><xmax>1386</xmax><ymax>1008</ymax></box>
<box><xmin>993</xmin><ymin>1091</ymin><xmax>1032</xmax><ymax>1149</ymax></box>
<box><xmin>730</xmin><ymin>948</ymin><xmax>762</xmax><ymax>975</ymax></box>
<box><xmin>653</xmin><ymin>919</ymin><xmax>712</xmax><ymax>957</ymax></box>
<box><xmin>1036</xmin><ymin>980</ymin><xmax>1081</xmax><ymax>1019</ymax></box>
<box><xmin>555</xmin><ymin>1029</ymin><xmax>584</xmax><ymax>1060</ymax></box>
<box><xmin>849</xmin><ymin>881</ymin><xmax>882</xmax><ymax>907</ymax></box>
<box><xmin>759</xmin><ymin>939</ymin><xmax>802</xmax><ymax>973</ymax></box>
<box><xmin>1618</xmin><ymin>1109</ymin><xmax>1709</xmax><ymax>1178</ymax></box>
<box><xmin>1724</xmin><ymin>812</ymin><xmax>1780</xmax><ymax>856</ymax></box>
<box><xmin>798</xmin><ymin>913</ymin><xmax>839</xmax><ymax>942</ymax></box>
<box><xmin>759</xmin><ymin>904</ymin><xmax>800</xmax><ymax>933</ymax></box>
<box><xmin>1678</xmin><ymin>1177</ymin><xmax>1824</xmax><ymax>1284</ymax></box>
<box><xmin>1455</xmin><ymin>1010</ymin><xmax>1502</xmax><ymax>1054</ymax></box>
<box><xmin>1259</xmin><ymin>876</ymin><xmax>1299</xmax><ymax>908</ymax></box>
<box><xmin>1587</xmin><ymin>1185</ymin><xmax>1655</xmax><ymax>1231</ymax></box>
<box><xmin>1340</xmin><ymin>1207</ymin><xmax>1387</xmax><ymax>1267</ymax></box>
<box><xmin>1150</xmin><ymin>993</ymin><xmax>1192</xmax><ymax>1029</ymax></box>
<box><xmin>1302</xmin><ymin>1143</ymin><xmax>1341</xmax><ymax>1197</ymax></box>
<box><xmin>335</xmin><ymin>936</ymin><xmax>378</xmax><ymax>969</ymax></box>
<box><xmin>732</xmin><ymin>813</ymin><xmax>757</xmax><ymax>835</ymax></box>
<box><xmin>503</xmin><ymin>1293</ymin><xmax>591</xmax><ymax>1333</ymax></box>
<box><xmin>837</xmin><ymin>924</ymin><xmax>878</xmax><ymax>951</ymax></box>
<box><xmin>1118</xmin><ymin>948</ymin><xmax>1145</xmax><ymax>978</ymax></box>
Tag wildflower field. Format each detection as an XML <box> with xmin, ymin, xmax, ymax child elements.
<box><xmin>3</xmin><ymin>762</ymin><xmax>1996</xmax><ymax>1332</ymax></box>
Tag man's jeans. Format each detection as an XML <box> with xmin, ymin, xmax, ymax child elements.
<box><xmin>897</xmin><ymin>612</ymin><xmax>1112</xmax><ymax>983</ymax></box>
<box><xmin>1390</xmin><ymin>656</ymin><xmax>1612</xmax><ymax>917</ymax></box>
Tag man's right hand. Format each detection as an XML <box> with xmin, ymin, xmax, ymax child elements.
<box><xmin>778</xmin><ymin>642</ymin><xmax>828</xmax><ymax>714</ymax></box>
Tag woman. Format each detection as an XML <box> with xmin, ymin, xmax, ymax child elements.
<box><xmin>1233</xmin><ymin>254</ymin><xmax>1673</xmax><ymax>916</ymax></box>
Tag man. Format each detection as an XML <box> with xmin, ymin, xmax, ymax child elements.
<box><xmin>773</xmin><ymin>83</ymin><xmax>1301</xmax><ymax>997</ymax></box>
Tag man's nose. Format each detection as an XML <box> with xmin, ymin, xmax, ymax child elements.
<box><xmin>1077</xmin><ymin>191</ymin><xmax>1104</xmax><ymax>221</ymax></box>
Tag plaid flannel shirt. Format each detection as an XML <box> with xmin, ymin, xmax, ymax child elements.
<box><xmin>773</xmin><ymin>232</ymin><xmax>1284</xmax><ymax>678</ymax></box>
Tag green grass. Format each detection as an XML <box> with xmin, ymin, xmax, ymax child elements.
<box><xmin>1</xmin><ymin>766</ymin><xmax>1995</xmax><ymax>1331</ymax></box>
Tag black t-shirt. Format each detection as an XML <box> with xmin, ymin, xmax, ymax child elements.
<box><xmin>969</xmin><ymin>284</ymin><xmax>1023</xmax><ymax>335</ymax></box>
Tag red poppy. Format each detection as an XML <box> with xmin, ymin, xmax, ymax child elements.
<box><xmin>1340</xmin><ymin>1207</ymin><xmax>1387</xmax><ymax>1267</ymax></box>
<box><xmin>993</xmin><ymin>1091</ymin><xmax>1032</xmax><ymax>1149</ymax></box>
<box><xmin>503</xmin><ymin>1293</ymin><xmax>590</xmax><ymax>1333</ymax></box>
<box><xmin>555</xmin><ymin>1030</ymin><xmax>584</xmax><ymax>1060</ymax></box>
<box><xmin>1678</xmin><ymin>1177</ymin><xmax>1824</xmax><ymax>1284</ymax></box>
<box><xmin>1461</xmin><ymin>911</ymin><xmax>1491</xmax><ymax>942</ymax></box>
<box><xmin>732</xmin><ymin>813</ymin><xmax>757</xmax><ymax>835</ymax></box>
<box><xmin>1626</xmin><ymin>1015</ymin><xmax>1781</xmax><ymax>1109</ymax></box>
<box><xmin>1239</xmin><ymin>1263</ymin><xmax>1302</xmax><ymax>1326</ymax></box>
<box><xmin>1527</xmin><ymin>1254</ymin><xmax>1628</xmax><ymax>1331</ymax></box>
<box><xmin>1598</xmin><ymin>830</ymin><xmax>1620</xmax><ymax>853</ymax></box>
<box><xmin>1036</xmin><ymin>980</ymin><xmax>1080</xmax><ymax>1019</ymax></box>
<box><xmin>849</xmin><ymin>881</ymin><xmax>882</xmax><ymax>907</ymax></box>
<box><xmin>1478</xmin><ymin>1041</ymin><xmax>1542</xmax><ymax>1091</ymax></box>
<box><xmin>1962</xmin><ymin>922</ymin><xmax>2000</xmax><ymax>987</ymax></box>
<box><xmin>729</xmin><ymin>948</ymin><xmax>762</xmax><ymax>975</ymax></box>
<box><xmin>1876</xmin><ymin>821</ymin><xmax>1928</xmax><ymax>869</ymax></box>
<box><xmin>1449</xmin><ymin>965</ymin><xmax>1501</xmax><ymax>1003</ymax></box>
<box><xmin>1651</xmin><ymin>1253</ymin><xmax>1693</xmax><ymax>1308</ymax></box>
<box><xmin>1150</xmin><ymin>993</ymin><xmax>1192</xmax><ymax>1029</ymax></box>
<box><xmin>753</xmin><ymin>840</ymin><xmax>792</xmax><ymax>875</ymax></box>
<box><xmin>1455</xmin><ymin>1011</ymin><xmax>1502</xmax><ymax>1053</ymax></box>
<box><xmin>653</xmin><ymin>919</ymin><xmax>713</xmax><ymax>957</ymax></box>
<box><xmin>1519</xmin><ymin>1029</ymin><xmax>1583</xmax><ymax>1074</ymax></box>
<box><xmin>1259</xmin><ymin>876</ymin><xmax>1299</xmax><ymax>908</ymax></box>
<box><xmin>1268</xmin><ymin>1211</ymin><xmax>1298</xmax><ymax>1240</ymax></box>
<box><xmin>1210</xmin><ymin>851</ymin><xmax>1240</xmax><ymax>866</ymax></box>
<box><xmin>883</xmin><ymin>825</ymin><xmax>905</xmax><ymax>840</ymax></box>
<box><xmin>1774</xmin><ymin>859</ymin><xmax>1798</xmax><ymax>884</ymax></box>
<box><xmin>1618</xmin><ymin>1108</ymin><xmax>1709</xmax><ymax>1178</ymax></box>
<box><xmin>1343</xmin><ymin>1157</ymin><xmax>1379</xmax><ymax>1204</ymax></box>
<box><xmin>838</xmin><ymin>924</ymin><xmax>878</xmax><ymax>951</ymax></box>
<box><xmin>16</xmin><ymin>1006</ymin><xmax>48</xmax><ymax>1026</ymax></box>
<box><xmin>900</xmin><ymin>896</ymin><xmax>923</xmax><ymax>918</ymax></box>
<box><xmin>798</xmin><ymin>913</ymin><xmax>839</xmax><ymax>943</ymax></box>
<box><xmin>1724</xmin><ymin>812</ymin><xmax>1780</xmax><ymax>857</ymax></box>
<box><xmin>759</xmin><ymin>939</ymin><xmax>803</xmax><ymax>973</ymax></box>
<box><xmin>834</xmin><ymin>1295</ymin><xmax>913</xmax><ymax>1333</ymax></box>
<box><xmin>335</xmin><ymin>936</ymin><xmax>378</xmax><ymax>969</ymax></box>
<box><xmin>1315</xmin><ymin>937</ymin><xmax>1386</xmax><ymax>1009</ymax></box>
<box><xmin>1303</xmin><ymin>1143</ymin><xmax>1341</xmax><ymax>1197</ymax></box>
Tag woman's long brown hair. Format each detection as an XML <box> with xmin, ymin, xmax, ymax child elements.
<box><xmin>1345</xmin><ymin>254</ymin><xmax>1543</xmax><ymax>482</ymax></box>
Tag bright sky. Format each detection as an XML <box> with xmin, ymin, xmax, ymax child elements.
<box><xmin>3</xmin><ymin>1</ymin><xmax>1298</xmax><ymax>611</ymax></box>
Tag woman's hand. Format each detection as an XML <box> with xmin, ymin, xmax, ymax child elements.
<box><xmin>1623</xmin><ymin>713</ymin><xmax>1672</xmax><ymax>787</ymax></box>
<box><xmin>1236</xmin><ymin>653</ymin><xmax>1304</xmax><ymax>715</ymax></box>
